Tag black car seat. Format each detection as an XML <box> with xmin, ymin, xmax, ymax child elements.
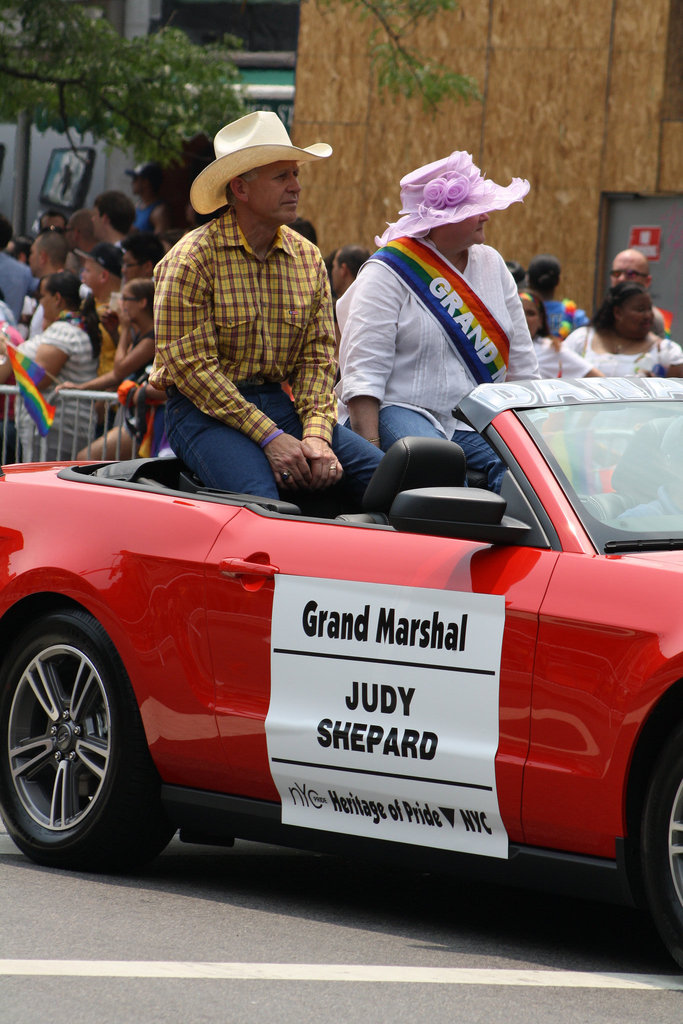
<box><xmin>338</xmin><ymin>435</ymin><xmax>467</xmax><ymax>524</ymax></box>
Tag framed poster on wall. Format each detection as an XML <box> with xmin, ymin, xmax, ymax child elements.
<box><xmin>39</xmin><ymin>147</ymin><xmax>95</xmax><ymax>211</ymax></box>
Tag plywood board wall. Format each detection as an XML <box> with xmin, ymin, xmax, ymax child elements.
<box><xmin>292</xmin><ymin>0</ymin><xmax>677</xmax><ymax>314</ymax></box>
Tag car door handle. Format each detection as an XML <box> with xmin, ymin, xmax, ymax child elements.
<box><xmin>220</xmin><ymin>557</ymin><xmax>280</xmax><ymax>578</ymax></box>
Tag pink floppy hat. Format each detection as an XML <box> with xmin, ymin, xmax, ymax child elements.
<box><xmin>376</xmin><ymin>151</ymin><xmax>530</xmax><ymax>247</ymax></box>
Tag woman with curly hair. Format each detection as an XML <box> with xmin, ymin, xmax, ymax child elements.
<box><xmin>564</xmin><ymin>281</ymin><xmax>683</xmax><ymax>378</ymax></box>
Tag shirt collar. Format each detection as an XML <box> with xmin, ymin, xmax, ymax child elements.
<box><xmin>218</xmin><ymin>207</ymin><xmax>294</xmax><ymax>259</ymax></box>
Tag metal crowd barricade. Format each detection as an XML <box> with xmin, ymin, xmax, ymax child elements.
<box><xmin>0</xmin><ymin>386</ymin><xmax>128</xmax><ymax>464</ymax></box>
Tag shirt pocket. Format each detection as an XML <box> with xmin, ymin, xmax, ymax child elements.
<box><xmin>281</xmin><ymin>303</ymin><xmax>309</xmax><ymax>333</ymax></box>
<box><xmin>213</xmin><ymin>297</ymin><xmax>257</xmax><ymax>329</ymax></box>
<box><xmin>277</xmin><ymin>304</ymin><xmax>311</xmax><ymax>361</ymax></box>
<box><xmin>213</xmin><ymin>298</ymin><xmax>258</xmax><ymax>355</ymax></box>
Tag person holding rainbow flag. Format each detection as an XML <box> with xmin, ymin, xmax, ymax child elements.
<box><xmin>336</xmin><ymin>150</ymin><xmax>539</xmax><ymax>492</ymax></box>
<box><xmin>0</xmin><ymin>270</ymin><xmax>100</xmax><ymax>460</ymax></box>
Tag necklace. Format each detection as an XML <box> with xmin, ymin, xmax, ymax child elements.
<box><xmin>608</xmin><ymin>331</ymin><xmax>647</xmax><ymax>354</ymax></box>
<box><xmin>58</xmin><ymin>310</ymin><xmax>87</xmax><ymax>332</ymax></box>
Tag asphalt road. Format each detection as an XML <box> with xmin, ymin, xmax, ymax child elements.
<box><xmin>1</xmin><ymin>820</ymin><xmax>682</xmax><ymax>1024</ymax></box>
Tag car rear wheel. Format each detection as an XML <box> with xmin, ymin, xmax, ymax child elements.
<box><xmin>641</xmin><ymin>722</ymin><xmax>683</xmax><ymax>968</ymax></box>
<box><xmin>0</xmin><ymin>608</ymin><xmax>174</xmax><ymax>871</ymax></box>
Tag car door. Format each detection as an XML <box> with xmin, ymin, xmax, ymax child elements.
<box><xmin>522</xmin><ymin>548</ymin><xmax>683</xmax><ymax>860</ymax></box>
<box><xmin>204</xmin><ymin>503</ymin><xmax>559</xmax><ymax>859</ymax></box>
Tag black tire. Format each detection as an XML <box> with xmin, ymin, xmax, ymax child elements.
<box><xmin>0</xmin><ymin>608</ymin><xmax>174</xmax><ymax>871</ymax></box>
<box><xmin>641</xmin><ymin>721</ymin><xmax>683</xmax><ymax>968</ymax></box>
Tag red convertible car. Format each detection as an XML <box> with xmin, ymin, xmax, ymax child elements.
<box><xmin>2</xmin><ymin>376</ymin><xmax>683</xmax><ymax>967</ymax></box>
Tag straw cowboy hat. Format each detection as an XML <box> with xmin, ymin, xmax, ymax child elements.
<box><xmin>190</xmin><ymin>111</ymin><xmax>333</xmax><ymax>214</ymax></box>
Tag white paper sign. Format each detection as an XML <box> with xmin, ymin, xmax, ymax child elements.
<box><xmin>267</xmin><ymin>576</ymin><xmax>508</xmax><ymax>858</ymax></box>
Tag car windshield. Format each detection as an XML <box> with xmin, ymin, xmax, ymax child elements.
<box><xmin>519</xmin><ymin>400</ymin><xmax>683</xmax><ymax>551</ymax></box>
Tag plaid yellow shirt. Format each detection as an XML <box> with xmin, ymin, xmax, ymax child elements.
<box><xmin>150</xmin><ymin>208</ymin><xmax>337</xmax><ymax>445</ymax></box>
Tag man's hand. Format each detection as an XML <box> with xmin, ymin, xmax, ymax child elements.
<box><xmin>263</xmin><ymin>433</ymin><xmax>342</xmax><ymax>491</ymax></box>
<box><xmin>301</xmin><ymin>436</ymin><xmax>343</xmax><ymax>490</ymax></box>
<box><xmin>100</xmin><ymin>309</ymin><xmax>119</xmax><ymax>338</ymax></box>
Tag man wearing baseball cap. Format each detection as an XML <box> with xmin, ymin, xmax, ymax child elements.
<box><xmin>75</xmin><ymin>242</ymin><xmax>122</xmax><ymax>377</ymax></box>
<box><xmin>149</xmin><ymin>110</ymin><xmax>381</xmax><ymax>502</ymax></box>
<box><xmin>75</xmin><ymin>241</ymin><xmax>122</xmax><ymax>280</ymax></box>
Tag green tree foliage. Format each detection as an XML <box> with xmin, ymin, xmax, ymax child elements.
<box><xmin>317</xmin><ymin>0</ymin><xmax>480</xmax><ymax>109</ymax></box>
<box><xmin>0</xmin><ymin>0</ymin><xmax>245</xmax><ymax>164</ymax></box>
<box><xmin>0</xmin><ymin>0</ymin><xmax>477</xmax><ymax>166</ymax></box>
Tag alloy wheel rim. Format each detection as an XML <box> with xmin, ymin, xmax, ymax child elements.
<box><xmin>669</xmin><ymin>776</ymin><xmax>683</xmax><ymax>907</ymax></box>
<box><xmin>7</xmin><ymin>643</ymin><xmax>112</xmax><ymax>831</ymax></box>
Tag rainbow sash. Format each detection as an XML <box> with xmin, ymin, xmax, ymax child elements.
<box><xmin>370</xmin><ymin>236</ymin><xmax>510</xmax><ymax>385</ymax></box>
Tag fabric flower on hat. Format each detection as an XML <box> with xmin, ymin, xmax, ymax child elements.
<box><xmin>422</xmin><ymin>175</ymin><xmax>471</xmax><ymax>210</ymax></box>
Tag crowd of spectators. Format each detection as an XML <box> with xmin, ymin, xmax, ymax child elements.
<box><xmin>504</xmin><ymin>250</ymin><xmax>679</xmax><ymax>379</ymax></box>
<box><xmin>0</xmin><ymin>171</ymin><xmax>172</xmax><ymax>462</ymax></box>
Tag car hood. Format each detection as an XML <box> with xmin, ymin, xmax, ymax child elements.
<box><xmin>608</xmin><ymin>547</ymin><xmax>683</xmax><ymax>570</ymax></box>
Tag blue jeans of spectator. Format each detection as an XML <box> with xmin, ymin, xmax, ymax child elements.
<box><xmin>166</xmin><ymin>384</ymin><xmax>383</xmax><ymax>500</ymax></box>
<box><xmin>377</xmin><ymin>404</ymin><xmax>506</xmax><ymax>493</ymax></box>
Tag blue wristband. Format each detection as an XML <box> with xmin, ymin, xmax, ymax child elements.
<box><xmin>260</xmin><ymin>429</ymin><xmax>283</xmax><ymax>448</ymax></box>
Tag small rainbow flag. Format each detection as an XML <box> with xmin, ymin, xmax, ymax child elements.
<box><xmin>660</xmin><ymin>309</ymin><xmax>674</xmax><ymax>339</ymax></box>
<box><xmin>6</xmin><ymin>344</ymin><xmax>56</xmax><ymax>437</ymax></box>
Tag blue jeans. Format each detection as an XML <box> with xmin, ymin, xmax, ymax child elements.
<box><xmin>377</xmin><ymin>404</ymin><xmax>506</xmax><ymax>493</ymax></box>
<box><xmin>166</xmin><ymin>384</ymin><xmax>383</xmax><ymax>500</ymax></box>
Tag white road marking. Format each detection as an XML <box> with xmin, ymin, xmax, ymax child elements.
<box><xmin>0</xmin><ymin>961</ymin><xmax>682</xmax><ymax>988</ymax></box>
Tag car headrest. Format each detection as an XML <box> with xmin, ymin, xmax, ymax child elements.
<box><xmin>362</xmin><ymin>436</ymin><xmax>467</xmax><ymax>514</ymax></box>
<box><xmin>611</xmin><ymin>417</ymin><xmax>674</xmax><ymax>502</ymax></box>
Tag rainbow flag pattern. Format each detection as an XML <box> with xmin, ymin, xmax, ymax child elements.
<box><xmin>660</xmin><ymin>309</ymin><xmax>674</xmax><ymax>339</ymax></box>
<box><xmin>371</xmin><ymin>236</ymin><xmax>510</xmax><ymax>384</ymax></box>
<box><xmin>7</xmin><ymin>345</ymin><xmax>56</xmax><ymax>436</ymax></box>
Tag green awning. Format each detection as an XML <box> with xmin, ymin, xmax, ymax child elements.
<box><xmin>240</xmin><ymin>67</ymin><xmax>295</xmax><ymax>86</ymax></box>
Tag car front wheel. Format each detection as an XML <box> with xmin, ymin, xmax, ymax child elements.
<box><xmin>641</xmin><ymin>722</ymin><xmax>683</xmax><ymax>968</ymax></box>
<box><xmin>0</xmin><ymin>608</ymin><xmax>174</xmax><ymax>871</ymax></box>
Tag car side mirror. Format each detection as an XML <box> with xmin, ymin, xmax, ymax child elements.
<box><xmin>388</xmin><ymin>486</ymin><xmax>532</xmax><ymax>544</ymax></box>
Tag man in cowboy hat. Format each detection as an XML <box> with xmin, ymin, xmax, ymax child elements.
<box><xmin>149</xmin><ymin>110</ymin><xmax>382</xmax><ymax>501</ymax></box>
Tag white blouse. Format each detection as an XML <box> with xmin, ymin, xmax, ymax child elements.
<box><xmin>534</xmin><ymin>335</ymin><xmax>596</xmax><ymax>378</ymax></box>
<box><xmin>564</xmin><ymin>326</ymin><xmax>683</xmax><ymax>377</ymax></box>
<box><xmin>336</xmin><ymin>241</ymin><xmax>539</xmax><ymax>437</ymax></box>
<box><xmin>16</xmin><ymin>317</ymin><xmax>98</xmax><ymax>461</ymax></box>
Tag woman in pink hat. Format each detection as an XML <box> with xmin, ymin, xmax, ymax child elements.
<box><xmin>336</xmin><ymin>151</ymin><xmax>539</xmax><ymax>491</ymax></box>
